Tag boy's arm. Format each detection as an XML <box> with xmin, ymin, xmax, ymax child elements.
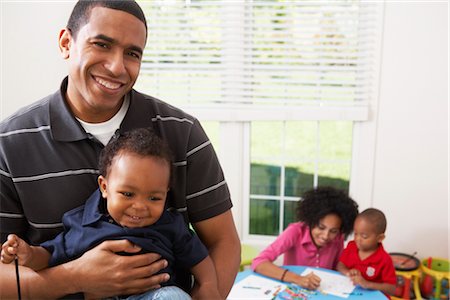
<box><xmin>190</xmin><ymin>255</ymin><xmax>221</xmax><ymax>299</ymax></box>
<box><xmin>336</xmin><ymin>261</ymin><xmax>350</xmax><ymax>276</ymax></box>
<box><xmin>352</xmin><ymin>275</ymin><xmax>396</xmax><ymax>295</ymax></box>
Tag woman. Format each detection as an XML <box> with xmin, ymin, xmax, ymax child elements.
<box><xmin>251</xmin><ymin>186</ymin><xmax>358</xmax><ymax>290</ymax></box>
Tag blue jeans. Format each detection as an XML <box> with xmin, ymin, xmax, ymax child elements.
<box><xmin>108</xmin><ymin>286</ymin><xmax>191</xmax><ymax>300</ymax></box>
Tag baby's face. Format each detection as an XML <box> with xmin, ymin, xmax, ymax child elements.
<box><xmin>353</xmin><ymin>217</ymin><xmax>383</xmax><ymax>252</ymax></box>
<box><xmin>99</xmin><ymin>152</ymin><xmax>170</xmax><ymax>228</ymax></box>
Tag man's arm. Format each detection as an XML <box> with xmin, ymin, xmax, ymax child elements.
<box><xmin>190</xmin><ymin>255</ymin><xmax>221</xmax><ymax>299</ymax></box>
<box><xmin>0</xmin><ymin>240</ymin><xmax>169</xmax><ymax>299</ymax></box>
<box><xmin>193</xmin><ymin>210</ymin><xmax>241</xmax><ymax>299</ymax></box>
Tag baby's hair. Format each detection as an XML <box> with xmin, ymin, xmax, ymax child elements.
<box><xmin>98</xmin><ymin>127</ymin><xmax>173</xmax><ymax>180</ymax></box>
<box><xmin>296</xmin><ymin>186</ymin><xmax>359</xmax><ymax>238</ymax></box>
<box><xmin>358</xmin><ymin>208</ymin><xmax>387</xmax><ymax>234</ymax></box>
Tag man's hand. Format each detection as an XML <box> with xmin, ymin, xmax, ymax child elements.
<box><xmin>68</xmin><ymin>239</ymin><xmax>169</xmax><ymax>298</ymax></box>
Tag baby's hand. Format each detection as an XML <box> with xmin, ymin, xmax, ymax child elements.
<box><xmin>1</xmin><ymin>234</ymin><xmax>20</xmax><ymax>264</ymax></box>
<box><xmin>1</xmin><ymin>234</ymin><xmax>32</xmax><ymax>265</ymax></box>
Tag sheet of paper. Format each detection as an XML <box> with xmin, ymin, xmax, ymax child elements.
<box><xmin>301</xmin><ymin>267</ymin><xmax>355</xmax><ymax>298</ymax></box>
<box><xmin>227</xmin><ymin>274</ymin><xmax>287</xmax><ymax>300</ymax></box>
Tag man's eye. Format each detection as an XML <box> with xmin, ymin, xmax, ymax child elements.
<box><xmin>127</xmin><ymin>51</ymin><xmax>141</xmax><ymax>59</ymax></box>
<box><xmin>94</xmin><ymin>42</ymin><xmax>108</xmax><ymax>48</ymax></box>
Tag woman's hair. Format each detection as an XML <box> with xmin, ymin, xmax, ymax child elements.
<box><xmin>98</xmin><ymin>127</ymin><xmax>173</xmax><ymax>181</ymax></box>
<box><xmin>296</xmin><ymin>186</ymin><xmax>359</xmax><ymax>238</ymax></box>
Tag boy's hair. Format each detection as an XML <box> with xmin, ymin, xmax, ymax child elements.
<box><xmin>67</xmin><ymin>0</ymin><xmax>147</xmax><ymax>40</ymax></box>
<box><xmin>99</xmin><ymin>128</ymin><xmax>173</xmax><ymax>180</ymax></box>
<box><xmin>358</xmin><ymin>208</ymin><xmax>387</xmax><ymax>234</ymax></box>
<box><xmin>296</xmin><ymin>186</ymin><xmax>359</xmax><ymax>238</ymax></box>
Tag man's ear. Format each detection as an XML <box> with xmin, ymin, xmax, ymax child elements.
<box><xmin>98</xmin><ymin>175</ymin><xmax>108</xmax><ymax>198</ymax></box>
<box><xmin>59</xmin><ymin>28</ymin><xmax>72</xmax><ymax>59</ymax></box>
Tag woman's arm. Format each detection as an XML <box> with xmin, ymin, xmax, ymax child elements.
<box><xmin>254</xmin><ymin>261</ymin><xmax>321</xmax><ymax>290</ymax></box>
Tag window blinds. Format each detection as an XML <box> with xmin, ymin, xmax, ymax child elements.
<box><xmin>136</xmin><ymin>0</ymin><xmax>382</xmax><ymax>121</ymax></box>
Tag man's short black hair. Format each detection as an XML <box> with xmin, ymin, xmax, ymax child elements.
<box><xmin>67</xmin><ymin>0</ymin><xmax>147</xmax><ymax>40</ymax></box>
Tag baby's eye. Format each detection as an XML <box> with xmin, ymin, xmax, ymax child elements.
<box><xmin>121</xmin><ymin>192</ymin><xmax>133</xmax><ymax>197</ymax></box>
<box><xmin>148</xmin><ymin>196</ymin><xmax>161</xmax><ymax>201</ymax></box>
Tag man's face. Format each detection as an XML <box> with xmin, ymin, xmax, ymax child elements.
<box><xmin>60</xmin><ymin>6</ymin><xmax>146</xmax><ymax>122</ymax></box>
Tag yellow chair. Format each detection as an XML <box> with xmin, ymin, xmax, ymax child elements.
<box><xmin>420</xmin><ymin>257</ymin><xmax>450</xmax><ymax>300</ymax></box>
<box><xmin>240</xmin><ymin>244</ymin><xmax>259</xmax><ymax>271</ymax></box>
<box><xmin>391</xmin><ymin>269</ymin><xmax>422</xmax><ymax>300</ymax></box>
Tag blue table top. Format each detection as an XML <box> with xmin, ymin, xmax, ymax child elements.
<box><xmin>232</xmin><ymin>266</ymin><xmax>388</xmax><ymax>300</ymax></box>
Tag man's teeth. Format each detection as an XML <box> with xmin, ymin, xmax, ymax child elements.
<box><xmin>96</xmin><ymin>77</ymin><xmax>121</xmax><ymax>89</ymax></box>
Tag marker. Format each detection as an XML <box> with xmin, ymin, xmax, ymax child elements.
<box><xmin>344</xmin><ymin>292</ymin><xmax>363</xmax><ymax>295</ymax></box>
<box><xmin>242</xmin><ymin>286</ymin><xmax>261</xmax><ymax>289</ymax></box>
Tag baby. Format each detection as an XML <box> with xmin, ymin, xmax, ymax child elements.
<box><xmin>1</xmin><ymin>127</ymin><xmax>220</xmax><ymax>299</ymax></box>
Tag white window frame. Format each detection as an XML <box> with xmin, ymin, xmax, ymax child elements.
<box><xmin>138</xmin><ymin>0</ymin><xmax>386</xmax><ymax>245</ymax></box>
<box><xmin>180</xmin><ymin>2</ymin><xmax>385</xmax><ymax>245</ymax></box>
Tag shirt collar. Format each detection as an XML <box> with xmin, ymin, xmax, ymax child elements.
<box><xmin>49</xmin><ymin>77</ymin><xmax>88</xmax><ymax>142</ymax></box>
<box><xmin>49</xmin><ymin>77</ymin><xmax>148</xmax><ymax>142</ymax></box>
<box><xmin>119</xmin><ymin>89</ymin><xmax>154</xmax><ymax>132</ymax></box>
<box><xmin>81</xmin><ymin>189</ymin><xmax>105</xmax><ymax>226</ymax></box>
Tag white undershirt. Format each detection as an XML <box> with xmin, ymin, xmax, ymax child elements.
<box><xmin>77</xmin><ymin>95</ymin><xmax>130</xmax><ymax>146</ymax></box>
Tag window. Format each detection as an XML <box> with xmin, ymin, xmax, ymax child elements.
<box><xmin>135</xmin><ymin>0</ymin><xmax>383</xmax><ymax>240</ymax></box>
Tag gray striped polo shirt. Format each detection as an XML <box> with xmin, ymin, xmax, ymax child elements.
<box><xmin>0</xmin><ymin>77</ymin><xmax>232</xmax><ymax>245</ymax></box>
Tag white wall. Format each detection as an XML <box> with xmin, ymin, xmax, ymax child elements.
<box><xmin>0</xmin><ymin>1</ymin><xmax>73</xmax><ymax>119</ymax></box>
<box><xmin>373</xmin><ymin>2</ymin><xmax>448</xmax><ymax>259</ymax></box>
<box><xmin>1</xmin><ymin>2</ymin><xmax>448</xmax><ymax>260</ymax></box>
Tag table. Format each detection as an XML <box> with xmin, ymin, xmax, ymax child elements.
<box><xmin>230</xmin><ymin>266</ymin><xmax>388</xmax><ymax>300</ymax></box>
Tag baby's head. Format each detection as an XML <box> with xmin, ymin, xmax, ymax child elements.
<box><xmin>353</xmin><ymin>208</ymin><xmax>387</xmax><ymax>252</ymax></box>
<box><xmin>98</xmin><ymin>127</ymin><xmax>173</xmax><ymax>228</ymax></box>
<box><xmin>297</xmin><ymin>186</ymin><xmax>359</xmax><ymax>247</ymax></box>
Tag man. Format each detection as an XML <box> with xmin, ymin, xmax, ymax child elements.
<box><xmin>0</xmin><ymin>1</ymin><xmax>240</xmax><ymax>299</ymax></box>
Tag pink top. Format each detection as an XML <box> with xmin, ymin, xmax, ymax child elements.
<box><xmin>251</xmin><ymin>222</ymin><xmax>344</xmax><ymax>271</ymax></box>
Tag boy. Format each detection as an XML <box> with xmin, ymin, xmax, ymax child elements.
<box><xmin>337</xmin><ymin>208</ymin><xmax>396</xmax><ymax>298</ymax></box>
<box><xmin>1</xmin><ymin>128</ymin><xmax>220</xmax><ymax>299</ymax></box>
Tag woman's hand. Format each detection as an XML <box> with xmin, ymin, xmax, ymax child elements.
<box><xmin>293</xmin><ymin>272</ymin><xmax>321</xmax><ymax>290</ymax></box>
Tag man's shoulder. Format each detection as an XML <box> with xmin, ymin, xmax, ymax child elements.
<box><xmin>0</xmin><ymin>95</ymin><xmax>53</xmax><ymax>132</ymax></box>
<box><xmin>131</xmin><ymin>89</ymin><xmax>196</xmax><ymax>121</ymax></box>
